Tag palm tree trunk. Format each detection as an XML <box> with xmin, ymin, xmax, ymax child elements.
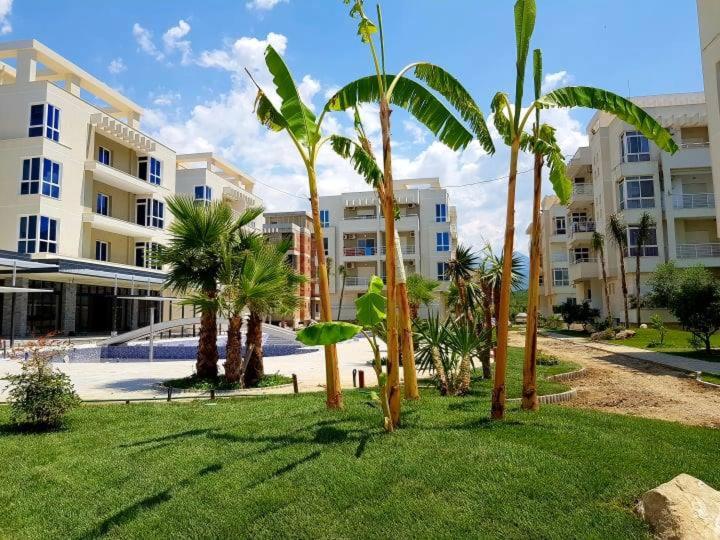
<box><xmin>409</xmin><ymin>302</ymin><xmax>419</xmax><ymax>320</ymax></box>
<box><xmin>307</xmin><ymin>164</ymin><xmax>342</xmax><ymax>409</ymax></box>
<box><xmin>243</xmin><ymin>311</ymin><xmax>264</xmax><ymax>387</ymax></box>
<box><xmin>336</xmin><ymin>273</ymin><xmax>346</xmax><ymax>320</ymax></box>
<box><xmin>599</xmin><ymin>246</ymin><xmax>612</xmax><ymax>322</ymax></box>
<box><xmin>430</xmin><ymin>346</ymin><xmax>449</xmax><ymax>396</ymax></box>
<box><xmin>224</xmin><ymin>314</ymin><xmax>243</xmax><ymax>384</ymax></box>
<box><xmin>395</xmin><ymin>230</ymin><xmax>419</xmax><ymax>400</ymax></box>
<box><xmin>379</xmin><ymin>98</ymin><xmax>400</xmax><ymax>427</ymax></box>
<box><xmin>478</xmin><ymin>285</ymin><xmax>492</xmax><ymax>379</ymax></box>
<box><xmin>635</xmin><ymin>253</ymin><xmax>642</xmax><ymax>327</ymax></box>
<box><xmin>456</xmin><ymin>354</ymin><xmax>472</xmax><ymax>395</ymax></box>
<box><xmin>522</xmin><ymin>151</ymin><xmax>543</xmax><ymax>412</ymax></box>
<box><xmin>196</xmin><ymin>291</ymin><xmax>219</xmax><ymax>379</ymax></box>
<box><xmin>492</xmin><ymin>139</ymin><xmax>520</xmax><ymax>420</ymax></box>
<box><xmin>619</xmin><ymin>249</ymin><xmax>630</xmax><ymax>329</ymax></box>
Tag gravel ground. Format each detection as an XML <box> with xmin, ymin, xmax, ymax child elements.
<box><xmin>510</xmin><ymin>331</ymin><xmax>720</xmax><ymax>428</ymax></box>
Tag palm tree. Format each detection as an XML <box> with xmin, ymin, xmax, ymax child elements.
<box><xmin>336</xmin><ymin>265</ymin><xmax>347</xmax><ymax>320</ymax></box>
<box><xmin>413</xmin><ymin>315</ymin><xmax>449</xmax><ymax>395</ymax></box>
<box><xmin>591</xmin><ymin>232</ymin><xmax>612</xmax><ymax>323</ymax></box>
<box><xmin>446</xmin><ymin>244</ymin><xmax>479</xmax><ymax>321</ymax></box>
<box><xmin>488</xmin><ymin>0</ymin><xmax>678</xmax><ymax>420</ymax></box>
<box><xmin>608</xmin><ymin>213</ymin><xmax>630</xmax><ymax>329</ymax></box>
<box><xmin>329</xmin><ymin>0</ymin><xmax>494</xmax><ymax>427</ymax></box>
<box><xmin>248</xmin><ymin>46</ymin><xmax>344</xmax><ymax>408</ymax></box>
<box><xmin>158</xmin><ymin>196</ymin><xmax>261</xmax><ymax>379</ymax></box>
<box><xmin>631</xmin><ymin>212</ymin><xmax>656</xmax><ymax>326</ymax></box>
<box><xmin>406</xmin><ymin>273</ymin><xmax>440</xmax><ymax>319</ymax></box>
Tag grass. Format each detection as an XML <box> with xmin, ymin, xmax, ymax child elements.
<box><xmin>1</xmin><ymin>348</ymin><xmax>718</xmax><ymax>538</ymax></box>
<box><xmin>700</xmin><ymin>372</ymin><xmax>720</xmax><ymax>385</ymax></box>
<box><xmin>163</xmin><ymin>372</ymin><xmax>293</xmax><ymax>391</ymax></box>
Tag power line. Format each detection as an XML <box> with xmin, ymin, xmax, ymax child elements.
<box><xmin>253</xmin><ymin>178</ymin><xmax>309</xmax><ymax>200</ymax></box>
<box><xmin>443</xmin><ymin>167</ymin><xmax>534</xmax><ymax>188</ymax></box>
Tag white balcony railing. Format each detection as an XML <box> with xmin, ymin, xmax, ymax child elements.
<box><xmin>570</xmin><ymin>221</ymin><xmax>596</xmax><ymax>235</ymax></box>
<box><xmin>572</xmin><ymin>184</ymin><xmax>592</xmax><ymax>196</ymax></box>
<box><xmin>680</xmin><ymin>141</ymin><xmax>710</xmax><ymax>149</ymax></box>
<box><xmin>345</xmin><ymin>276</ymin><xmax>370</xmax><ymax>287</ymax></box>
<box><xmin>343</xmin><ymin>214</ymin><xmax>377</xmax><ymax>220</ymax></box>
<box><xmin>378</xmin><ymin>245</ymin><xmax>416</xmax><ymax>255</ymax></box>
<box><xmin>344</xmin><ymin>246</ymin><xmax>377</xmax><ymax>256</ymax></box>
<box><xmin>570</xmin><ymin>256</ymin><xmax>597</xmax><ymax>265</ymax></box>
<box><xmin>676</xmin><ymin>243</ymin><xmax>720</xmax><ymax>259</ymax></box>
<box><xmin>672</xmin><ymin>193</ymin><xmax>715</xmax><ymax>209</ymax></box>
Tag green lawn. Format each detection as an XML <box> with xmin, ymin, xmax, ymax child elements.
<box><xmin>1</xmin><ymin>348</ymin><xmax>718</xmax><ymax>538</ymax></box>
<box><xmin>701</xmin><ymin>372</ymin><xmax>720</xmax><ymax>385</ymax></box>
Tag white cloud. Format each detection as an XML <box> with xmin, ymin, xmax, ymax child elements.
<box><xmin>403</xmin><ymin>120</ymin><xmax>427</xmax><ymax>145</ymax></box>
<box><xmin>541</xmin><ymin>70</ymin><xmax>572</xmax><ymax>94</ymax></box>
<box><xmin>163</xmin><ymin>19</ymin><xmax>192</xmax><ymax>64</ymax></box>
<box><xmin>133</xmin><ymin>23</ymin><xmax>164</xmax><ymax>61</ymax></box>
<box><xmin>151</xmin><ymin>91</ymin><xmax>181</xmax><ymax>107</ymax></box>
<box><xmin>0</xmin><ymin>0</ymin><xmax>12</xmax><ymax>35</ymax></box>
<box><xmin>246</xmin><ymin>0</ymin><xmax>287</xmax><ymax>11</ymax></box>
<box><xmin>197</xmin><ymin>32</ymin><xmax>287</xmax><ymax>73</ymax></box>
<box><xmin>107</xmin><ymin>58</ymin><xmax>127</xmax><ymax>75</ymax></box>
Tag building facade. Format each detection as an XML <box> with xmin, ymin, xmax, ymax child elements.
<box><xmin>535</xmin><ymin>93</ymin><xmax>716</xmax><ymax>323</ymax></box>
<box><xmin>320</xmin><ymin>178</ymin><xmax>456</xmax><ymax>320</ymax></box>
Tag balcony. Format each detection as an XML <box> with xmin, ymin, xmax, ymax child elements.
<box><xmin>343</xmin><ymin>246</ymin><xmax>377</xmax><ymax>257</ymax></box>
<box><xmin>85</xmin><ymin>161</ymin><xmax>165</xmax><ymax>196</ymax></box>
<box><xmin>568</xmin><ymin>221</ymin><xmax>596</xmax><ymax>245</ymax></box>
<box><xmin>676</xmin><ymin>243</ymin><xmax>720</xmax><ymax>266</ymax></box>
<box><xmin>664</xmin><ymin>143</ymin><xmax>711</xmax><ymax>170</ymax></box>
<box><xmin>345</xmin><ymin>276</ymin><xmax>371</xmax><ymax>289</ymax></box>
<box><xmin>82</xmin><ymin>212</ymin><xmax>165</xmax><ymax>240</ymax></box>
<box><xmin>568</xmin><ymin>183</ymin><xmax>593</xmax><ymax>209</ymax></box>
<box><xmin>378</xmin><ymin>245</ymin><xmax>416</xmax><ymax>256</ymax></box>
<box><xmin>671</xmin><ymin>192</ymin><xmax>716</xmax><ymax>218</ymax></box>
<box><xmin>569</xmin><ymin>257</ymin><xmax>599</xmax><ymax>282</ymax></box>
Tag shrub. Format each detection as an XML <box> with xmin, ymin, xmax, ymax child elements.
<box><xmin>540</xmin><ymin>314</ymin><xmax>564</xmax><ymax>330</ymax></box>
<box><xmin>535</xmin><ymin>351</ymin><xmax>559</xmax><ymax>366</ymax></box>
<box><xmin>647</xmin><ymin>314</ymin><xmax>666</xmax><ymax>348</ymax></box>
<box><xmin>556</xmin><ymin>299</ymin><xmax>599</xmax><ymax>331</ymax></box>
<box><xmin>6</xmin><ymin>340</ymin><xmax>80</xmax><ymax>429</ymax></box>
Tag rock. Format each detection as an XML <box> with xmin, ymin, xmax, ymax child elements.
<box><xmin>640</xmin><ymin>323</ymin><xmax>649</xmax><ymax>329</ymax></box>
<box><xmin>614</xmin><ymin>329</ymin><xmax>637</xmax><ymax>340</ymax></box>
<box><xmin>515</xmin><ymin>312</ymin><xmax>528</xmax><ymax>324</ymax></box>
<box><xmin>637</xmin><ymin>473</ymin><xmax>720</xmax><ymax>539</ymax></box>
<box><xmin>590</xmin><ymin>329</ymin><xmax>615</xmax><ymax>341</ymax></box>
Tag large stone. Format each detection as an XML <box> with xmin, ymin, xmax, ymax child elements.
<box><xmin>637</xmin><ymin>473</ymin><xmax>720</xmax><ymax>539</ymax></box>
<box><xmin>614</xmin><ymin>329</ymin><xmax>637</xmax><ymax>340</ymax></box>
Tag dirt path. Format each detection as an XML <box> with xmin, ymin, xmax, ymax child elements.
<box><xmin>510</xmin><ymin>331</ymin><xmax>720</xmax><ymax>428</ymax></box>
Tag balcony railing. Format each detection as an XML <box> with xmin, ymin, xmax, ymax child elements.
<box><xmin>344</xmin><ymin>246</ymin><xmax>377</xmax><ymax>256</ymax></box>
<box><xmin>343</xmin><ymin>214</ymin><xmax>377</xmax><ymax>220</ymax></box>
<box><xmin>345</xmin><ymin>276</ymin><xmax>370</xmax><ymax>287</ymax></box>
<box><xmin>551</xmin><ymin>253</ymin><xmax>568</xmax><ymax>263</ymax></box>
<box><xmin>677</xmin><ymin>243</ymin><xmax>720</xmax><ymax>259</ymax></box>
<box><xmin>680</xmin><ymin>141</ymin><xmax>710</xmax><ymax>149</ymax></box>
<box><xmin>570</xmin><ymin>221</ymin><xmax>596</xmax><ymax>235</ymax></box>
<box><xmin>672</xmin><ymin>193</ymin><xmax>715</xmax><ymax>209</ymax></box>
<box><xmin>572</xmin><ymin>184</ymin><xmax>592</xmax><ymax>196</ymax></box>
<box><xmin>570</xmin><ymin>256</ymin><xmax>597</xmax><ymax>264</ymax></box>
<box><xmin>378</xmin><ymin>245</ymin><xmax>416</xmax><ymax>255</ymax></box>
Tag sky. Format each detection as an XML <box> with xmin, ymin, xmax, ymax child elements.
<box><xmin>0</xmin><ymin>0</ymin><xmax>705</xmax><ymax>254</ymax></box>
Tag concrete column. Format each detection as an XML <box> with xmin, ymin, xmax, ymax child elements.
<box><xmin>130</xmin><ymin>300</ymin><xmax>139</xmax><ymax>329</ymax></box>
<box><xmin>2</xmin><ymin>278</ymin><xmax>29</xmax><ymax>337</ymax></box>
<box><xmin>61</xmin><ymin>283</ymin><xmax>77</xmax><ymax>335</ymax></box>
<box><xmin>127</xmin><ymin>111</ymin><xmax>141</xmax><ymax>129</ymax></box>
<box><xmin>16</xmin><ymin>49</ymin><xmax>38</xmax><ymax>84</ymax></box>
<box><xmin>64</xmin><ymin>74</ymin><xmax>81</xmax><ymax>97</ymax></box>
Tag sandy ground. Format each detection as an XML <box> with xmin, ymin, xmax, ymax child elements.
<box><xmin>510</xmin><ymin>331</ymin><xmax>720</xmax><ymax>428</ymax></box>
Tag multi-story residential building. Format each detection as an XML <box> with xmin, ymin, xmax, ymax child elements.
<box><xmin>263</xmin><ymin>211</ymin><xmax>316</xmax><ymax>327</ymax></box>
<box><xmin>534</xmin><ymin>93</ymin><xmax>715</xmax><ymax>323</ymax></box>
<box><xmin>320</xmin><ymin>178</ymin><xmax>456</xmax><ymax>320</ymax></box>
<box><xmin>0</xmin><ymin>40</ymin><xmax>176</xmax><ymax>337</ymax></box>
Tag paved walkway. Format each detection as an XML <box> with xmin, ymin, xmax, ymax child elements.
<box><xmin>0</xmin><ymin>339</ymin><xmax>381</xmax><ymax>401</ymax></box>
<box><xmin>545</xmin><ymin>332</ymin><xmax>720</xmax><ymax>375</ymax></box>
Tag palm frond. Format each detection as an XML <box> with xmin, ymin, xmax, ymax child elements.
<box><xmin>329</xmin><ymin>134</ymin><xmax>383</xmax><ymax>189</ymax></box>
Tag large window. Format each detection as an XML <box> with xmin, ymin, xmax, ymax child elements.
<box><xmin>435</xmin><ymin>203</ymin><xmax>447</xmax><ymax>223</ymax></box>
<box><xmin>135</xmin><ymin>242</ymin><xmax>161</xmax><ymax>269</ymax></box>
<box><xmin>571</xmin><ymin>247</ymin><xmax>590</xmax><ymax>263</ymax></box>
<box><xmin>437</xmin><ymin>262</ymin><xmax>450</xmax><ymax>281</ymax></box>
<box><xmin>357</xmin><ymin>237</ymin><xmax>376</xmax><ymax>255</ymax></box>
<box><xmin>21</xmin><ymin>158</ymin><xmax>60</xmax><ymax>198</ymax></box>
<box><xmin>554</xmin><ymin>216</ymin><xmax>566</xmax><ymax>235</ymax></box>
<box><xmin>619</xmin><ymin>176</ymin><xmax>654</xmax><ymax>209</ymax></box>
<box><xmin>20</xmin><ymin>157</ymin><xmax>40</xmax><ymax>194</ymax></box>
<box><xmin>436</xmin><ymin>231</ymin><xmax>450</xmax><ymax>252</ymax></box>
<box><xmin>323</xmin><ymin>237</ymin><xmax>328</xmax><ymax>256</ymax></box>
<box><xmin>29</xmin><ymin>104</ymin><xmax>60</xmax><ymax>142</ymax></box>
<box><xmin>136</xmin><ymin>199</ymin><xmax>165</xmax><ymax>228</ymax></box>
<box><xmin>621</xmin><ymin>131</ymin><xmax>650</xmax><ymax>162</ymax></box>
<box><xmin>96</xmin><ymin>193</ymin><xmax>110</xmax><ymax>216</ymax></box>
<box><xmin>18</xmin><ymin>215</ymin><xmax>58</xmax><ymax>254</ymax></box>
<box><xmin>319</xmin><ymin>209</ymin><xmax>329</xmax><ymax>228</ymax></box>
<box><xmin>138</xmin><ymin>156</ymin><xmax>162</xmax><ymax>185</ymax></box>
<box><xmin>98</xmin><ymin>146</ymin><xmax>112</xmax><ymax>166</ymax></box>
<box><xmin>553</xmin><ymin>268</ymin><xmax>569</xmax><ymax>287</ymax></box>
<box><xmin>627</xmin><ymin>226</ymin><xmax>659</xmax><ymax>257</ymax></box>
<box><xmin>194</xmin><ymin>185</ymin><xmax>212</xmax><ymax>203</ymax></box>
<box><xmin>95</xmin><ymin>241</ymin><xmax>110</xmax><ymax>262</ymax></box>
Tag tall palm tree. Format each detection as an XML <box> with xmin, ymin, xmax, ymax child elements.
<box><xmin>248</xmin><ymin>46</ymin><xmax>344</xmax><ymax>408</ymax></box>
<box><xmin>591</xmin><ymin>232</ymin><xmax>612</xmax><ymax>323</ymax></box>
<box><xmin>631</xmin><ymin>211</ymin><xmax>656</xmax><ymax>326</ymax></box>
<box><xmin>446</xmin><ymin>244</ymin><xmax>479</xmax><ymax>321</ymax></box>
<box><xmin>405</xmin><ymin>273</ymin><xmax>440</xmax><ymax>319</ymax></box>
<box><xmin>488</xmin><ymin>0</ymin><xmax>678</xmax><ymax>420</ymax></box>
<box><xmin>608</xmin><ymin>213</ymin><xmax>630</xmax><ymax>329</ymax></box>
<box><xmin>336</xmin><ymin>265</ymin><xmax>347</xmax><ymax>320</ymax></box>
<box><xmin>158</xmin><ymin>196</ymin><xmax>261</xmax><ymax>379</ymax></box>
<box><xmin>329</xmin><ymin>0</ymin><xmax>494</xmax><ymax>427</ymax></box>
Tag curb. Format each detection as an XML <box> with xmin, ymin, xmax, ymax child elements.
<box><xmin>546</xmin><ymin>368</ymin><xmax>587</xmax><ymax>382</ymax></box>
<box><xmin>152</xmin><ymin>382</ymin><xmax>294</xmax><ymax>396</ymax></box>
<box><xmin>695</xmin><ymin>375</ymin><xmax>720</xmax><ymax>390</ymax></box>
<box><xmin>508</xmin><ymin>388</ymin><xmax>577</xmax><ymax>405</ymax></box>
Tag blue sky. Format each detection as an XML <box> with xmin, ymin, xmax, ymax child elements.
<box><xmin>0</xmin><ymin>0</ymin><xmax>705</xmax><ymax>251</ymax></box>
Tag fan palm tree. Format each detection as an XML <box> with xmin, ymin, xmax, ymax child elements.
<box><xmin>488</xmin><ymin>0</ymin><xmax>678</xmax><ymax>420</ymax></box>
<box><xmin>608</xmin><ymin>213</ymin><xmax>630</xmax><ymax>329</ymax></box>
<box><xmin>405</xmin><ymin>273</ymin><xmax>440</xmax><ymax>319</ymax></box>
<box><xmin>447</xmin><ymin>244</ymin><xmax>479</xmax><ymax>321</ymax></box>
<box><xmin>157</xmin><ymin>196</ymin><xmax>261</xmax><ymax>379</ymax></box>
<box><xmin>413</xmin><ymin>315</ymin><xmax>449</xmax><ymax>395</ymax></box>
<box><xmin>591</xmin><ymin>232</ymin><xmax>612</xmax><ymax>323</ymax></box>
<box><xmin>336</xmin><ymin>264</ymin><xmax>347</xmax><ymax>320</ymax></box>
<box><xmin>329</xmin><ymin>0</ymin><xmax>495</xmax><ymax>427</ymax></box>
<box><xmin>631</xmin><ymin>212</ymin><xmax>656</xmax><ymax>326</ymax></box>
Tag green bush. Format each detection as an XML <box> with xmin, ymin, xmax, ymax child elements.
<box><xmin>535</xmin><ymin>351</ymin><xmax>559</xmax><ymax>366</ymax></box>
<box><xmin>647</xmin><ymin>314</ymin><xmax>666</xmax><ymax>348</ymax></box>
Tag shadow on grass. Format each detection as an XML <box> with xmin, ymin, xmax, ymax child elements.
<box><xmin>0</xmin><ymin>421</ymin><xmax>71</xmax><ymax>435</ymax></box>
<box><xmin>244</xmin><ymin>451</ymin><xmax>322</xmax><ymax>490</ymax></box>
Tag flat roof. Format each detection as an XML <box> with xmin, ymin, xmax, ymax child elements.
<box><xmin>177</xmin><ymin>152</ymin><xmax>256</xmax><ymax>191</ymax></box>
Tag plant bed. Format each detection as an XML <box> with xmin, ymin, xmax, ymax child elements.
<box><xmin>161</xmin><ymin>372</ymin><xmax>293</xmax><ymax>392</ymax></box>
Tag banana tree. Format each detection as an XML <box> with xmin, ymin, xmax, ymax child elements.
<box><xmin>489</xmin><ymin>0</ymin><xmax>678</xmax><ymax>420</ymax></box>
<box><xmin>329</xmin><ymin>0</ymin><xmax>495</xmax><ymax>427</ymax></box>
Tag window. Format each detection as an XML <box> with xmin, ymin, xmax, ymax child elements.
<box><xmin>570</xmin><ymin>212</ymin><xmax>587</xmax><ymax>224</ymax></box>
<box><xmin>21</xmin><ymin>157</ymin><xmax>40</xmax><ymax>194</ymax></box>
<box><xmin>28</xmin><ymin>104</ymin><xmax>60</xmax><ymax>141</ymax></box>
<box><xmin>619</xmin><ymin>176</ymin><xmax>654</xmax><ymax>209</ymax></box>
<box><xmin>437</xmin><ymin>262</ymin><xmax>450</xmax><ymax>281</ymax></box>
<box><xmin>627</xmin><ymin>226</ymin><xmax>659</xmax><ymax>257</ymax></box>
<box><xmin>621</xmin><ymin>131</ymin><xmax>650</xmax><ymax>162</ymax></box>
<box><xmin>96</xmin><ymin>193</ymin><xmax>110</xmax><ymax>216</ymax></box>
<box><xmin>357</xmin><ymin>238</ymin><xmax>375</xmax><ymax>255</ymax></box>
<box><xmin>135</xmin><ymin>242</ymin><xmax>161</xmax><ymax>269</ymax></box>
<box><xmin>553</xmin><ymin>268</ymin><xmax>569</xmax><ymax>287</ymax></box>
<box><xmin>194</xmin><ymin>185</ymin><xmax>212</xmax><ymax>203</ymax></box>
<box><xmin>136</xmin><ymin>199</ymin><xmax>165</xmax><ymax>228</ymax></box>
<box><xmin>41</xmin><ymin>158</ymin><xmax>60</xmax><ymax>198</ymax></box>
<box><xmin>436</xmin><ymin>231</ymin><xmax>450</xmax><ymax>252</ymax></box>
<box><xmin>138</xmin><ymin>156</ymin><xmax>161</xmax><ymax>185</ymax></box>
<box><xmin>572</xmin><ymin>248</ymin><xmax>590</xmax><ymax>263</ymax></box>
<box><xmin>554</xmin><ymin>216</ymin><xmax>566</xmax><ymax>235</ymax></box>
<box><xmin>98</xmin><ymin>146</ymin><xmax>112</xmax><ymax>166</ymax></box>
<box><xmin>18</xmin><ymin>215</ymin><xmax>57</xmax><ymax>254</ymax></box>
<box><xmin>95</xmin><ymin>241</ymin><xmax>109</xmax><ymax>262</ymax></box>
<box><xmin>323</xmin><ymin>237</ymin><xmax>328</xmax><ymax>256</ymax></box>
<box><xmin>20</xmin><ymin>158</ymin><xmax>60</xmax><ymax>198</ymax></box>
<box><xmin>435</xmin><ymin>203</ymin><xmax>447</xmax><ymax>223</ymax></box>
<box><xmin>319</xmin><ymin>209</ymin><xmax>329</xmax><ymax>228</ymax></box>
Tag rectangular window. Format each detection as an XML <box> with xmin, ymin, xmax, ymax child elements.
<box><xmin>135</xmin><ymin>242</ymin><xmax>161</xmax><ymax>269</ymax></box>
<box><xmin>357</xmin><ymin>238</ymin><xmax>375</xmax><ymax>255</ymax></box>
<box><xmin>98</xmin><ymin>146</ymin><xmax>112</xmax><ymax>166</ymax></box>
<box><xmin>627</xmin><ymin>226</ymin><xmax>659</xmax><ymax>257</ymax></box>
<box><xmin>136</xmin><ymin>199</ymin><xmax>164</xmax><ymax>228</ymax></box>
<box><xmin>194</xmin><ymin>185</ymin><xmax>212</xmax><ymax>202</ymax></box>
<box><xmin>28</xmin><ymin>104</ymin><xmax>60</xmax><ymax>141</ymax></box>
<box><xmin>319</xmin><ymin>209</ymin><xmax>329</xmax><ymax>228</ymax></box>
<box><xmin>435</xmin><ymin>203</ymin><xmax>447</xmax><ymax>223</ymax></box>
<box><xmin>554</xmin><ymin>216</ymin><xmax>566</xmax><ymax>235</ymax></box>
<box><xmin>553</xmin><ymin>268</ymin><xmax>569</xmax><ymax>287</ymax></box>
<box><xmin>21</xmin><ymin>157</ymin><xmax>41</xmax><ymax>194</ymax></box>
<box><xmin>95</xmin><ymin>241</ymin><xmax>109</xmax><ymax>262</ymax></box>
<box><xmin>621</xmin><ymin>131</ymin><xmax>650</xmax><ymax>162</ymax></box>
<box><xmin>436</xmin><ymin>231</ymin><xmax>450</xmax><ymax>252</ymax></box>
<box><xmin>96</xmin><ymin>193</ymin><xmax>110</xmax><ymax>215</ymax></box>
<box><xmin>18</xmin><ymin>215</ymin><xmax>57</xmax><ymax>254</ymax></box>
<box><xmin>41</xmin><ymin>158</ymin><xmax>60</xmax><ymax>199</ymax></box>
<box><xmin>323</xmin><ymin>237</ymin><xmax>328</xmax><ymax>256</ymax></box>
<box><xmin>437</xmin><ymin>262</ymin><xmax>450</xmax><ymax>281</ymax></box>
<box><xmin>28</xmin><ymin>105</ymin><xmax>44</xmax><ymax>137</ymax></box>
<box><xmin>138</xmin><ymin>157</ymin><xmax>161</xmax><ymax>185</ymax></box>
<box><xmin>572</xmin><ymin>248</ymin><xmax>590</xmax><ymax>263</ymax></box>
<box><xmin>619</xmin><ymin>176</ymin><xmax>654</xmax><ymax>210</ymax></box>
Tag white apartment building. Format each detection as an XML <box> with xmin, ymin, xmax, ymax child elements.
<box><xmin>535</xmin><ymin>93</ymin><xmax>716</xmax><ymax>323</ymax></box>
<box><xmin>320</xmin><ymin>178</ymin><xmax>457</xmax><ymax>320</ymax></box>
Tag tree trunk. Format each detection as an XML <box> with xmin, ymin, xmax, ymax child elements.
<box><xmin>491</xmin><ymin>139</ymin><xmax>520</xmax><ymax>420</ymax></box>
<box><xmin>409</xmin><ymin>302</ymin><xmax>419</xmax><ymax>320</ymax></box>
<box><xmin>243</xmin><ymin>311</ymin><xmax>264</xmax><ymax>387</ymax></box>
<box><xmin>224</xmin><ymin>315</ymin><xmax>243</xmax><ymax>384</ymax></box>
<box><xmin>599</xmin><ymin>245</ymin><xmax>612</xmax><ymax>323</ymax></box>
<box><xmin>380</xmin><ymin>98</ymin><xmax>400</xmax><ymax>427</ymax></box>
<box><xmin>522</xmin><ymin>151</ymin><xmax>543</xmax><ymax>412</ymax></box>
<box><xmin>478</xmin><ymin>285</ymin><xmax>492</xmax><ymax>379</ymax></box>
<box><xmin>430</xmin><ymin>346</ymin><xmax>449</xmax><ymax>396</ymax></box>
<box><xmin>635</xmin><ymin>253</ymin><xmax>642</xmax><ymax>327</ymax></box>
<box><xmin>337</xmin><ymin>273</ymin><xmax>346</xmax><ymax>320</ymax></box>
<box><xmin>307</xmin><ymin>164</ymin><xmax>342</xmax><ymax>409</ymax></box>
<box><xmin>395</xmin><ymin>229</ymin><xmax>419</xmax><ymax>400</ymax></box>
<box><xmin>196</xmin><ymin>293</ymin><xmax>219</xmax><ymax>379</ymax></box>
<box><xmin>619</xmin><ymin>248</ymin><xmax>630</xmax><ymax>329</ymax></box>
<box><xmin>456</xmin><ymin>354</ymin><xmax>472</xmax><ymax>395</ymax></box>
